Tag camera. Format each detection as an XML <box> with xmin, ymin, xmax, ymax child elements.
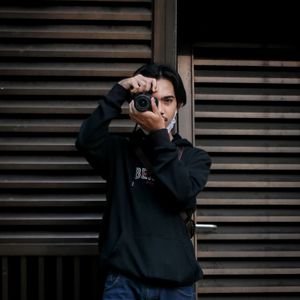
<box><xmin>133</xmin><ymin>93</ymin><xmax>158</xmax><ymax>112</ymax></box>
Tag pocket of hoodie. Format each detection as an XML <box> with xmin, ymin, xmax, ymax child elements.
<box><xmin>132</xmin><ymin>235</ymin><xmax>198</xmax><ymax>284</ymax></box>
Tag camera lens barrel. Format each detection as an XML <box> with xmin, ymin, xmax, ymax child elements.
<box><xmin>134</xmin><ymin>93</ymin><xmax>158</xmax><ymax>112</ymax></box>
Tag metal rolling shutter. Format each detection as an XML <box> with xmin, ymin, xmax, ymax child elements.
<box><xmin>193</xmin><ymin>43</ymin><xmax>300</xmax><ymax>299</ymax></box>
<box><xmin>0</xmin><ymin>1</ymin><xmax>152</xmax><ymax>299</ymax></box>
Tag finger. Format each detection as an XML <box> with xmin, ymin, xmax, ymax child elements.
<box><xmin>128</xmin><ymin>79</ymin><xmax>140</xmax><ymax>94</ymax></box>
<box><xmin>144</xmin><ymin>79</ymin><xmax>152</xmax><ymax>92</ymax></box>
<box><xmin>136</xmin><ymin>75</ymin><xmax>155</xmax><ymax>93</ymax></box>
<box><xmin>151</xmin><ymin>79</ymin><xmax>158</xmax><ymax>92</ymax></box>
<box><xmin>151</xmin><ymin>97</ymin><xmax>159</xmax><ymax>114</ymax></box>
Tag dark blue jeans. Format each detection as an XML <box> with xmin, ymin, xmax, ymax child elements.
<box><xmin>102</xmin><ymin>272</ymin><xmax>196</xmax><ymax>300</ymax></box>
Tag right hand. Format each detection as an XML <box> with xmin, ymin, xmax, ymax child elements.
<box><xmin>128</xmin><ymin>97</ymin><xmax>165</xmax><ymax>133</ymax></box>
<box><xmin>118</xmin><ymin>74</ymin><xmax>158</xmax><ymax>94</ymax></box>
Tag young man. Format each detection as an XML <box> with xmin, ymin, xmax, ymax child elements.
<box><xmin>76</xmin><ymin>63</ymin><xmax>211</xmax><ymax>299</ymax></box>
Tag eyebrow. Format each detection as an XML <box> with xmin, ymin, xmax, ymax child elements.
<box><xmin>161</xmin><ymin>95</ymin><xmax>175</xmax><ymax>100</ymax></box>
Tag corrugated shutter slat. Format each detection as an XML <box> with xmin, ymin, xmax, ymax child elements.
<box><xmin>0</xmin><ymin>2</ymin><xmax>153</xmax><ymax>296</ymax></box>
<box><xmin>0</xmin><ymin>0</ymin><xmax>152</xmax><ymax>272</ymax></box>
<box><xmin>193</xmin><ymin>43</ymin><xmax>300</xmax><ymax>299</ymax></box>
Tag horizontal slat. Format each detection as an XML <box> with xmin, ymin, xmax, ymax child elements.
<box><xmin>207</xmin><ymin>182</ymin><xmax>300</xmax><ymax>188</ymax></box>
<box><xmin>208</xmin><ymin>174</ymin><xmax>300</xmax><ymax>186</ymax></box>
<box><xmin>195</xmin><ymin>128</ymin><xmax>300</xmax><ymax>136</ymax></box>
<box><xmin>195</xmin><ymin>86</ymin><xmax>300</xmax><ymax>98</ymax></box>
<box><xmin>0</xmin><ymin>62</ymin><xmax>140</xmax><ymax>77</ymax></box>
<box><xmin>203</xmin><ymin>268</ymin><xmax>300</xmax><ymax>276</ymax></box>
<box><xmin>0</xmin><ymin>232</ymin><xmax>98</xmax><ymax>243</ymax></box>
<box><xmin>212</xmin><ymin>164</ymin><xmax>300</xmax><ymax>171</ymax></box>
<box><xmin>198</xmin><ymin>251</ymin><xmax>300</xmax><ymax>258</ymax></box>
<box><xmin>0</xmin><ymin>118</ymin><xmax>134</xmax><ymax>133</ymax></box>
<box><xmin>197</xmin><ymin>233</ymin><xmax>300</xmax><ymax>240</ymax></box>
<box><xmin>0</xmin><ymin>213</ymin><xmax>101</xmax><ymax>225</ymax></box>
<box><xmin>195</xmin><ymin>94</ymin><xmax>300</xmax><ymax>102</ymax></box>
<box><xmin>195</xmin><ymin>111</ymin><xmax>300</xmax><ymax>119</ymax></box>
<box><xmin>0</xmin><ymin>81</ymin><xmax>112</xmax><ymax>95</ymax></box>
<box><xmin>197</xmin><ymin>105</ymin><xmax>300</xmax><ymax>113</ymax></box>
<box><xmin>197</xmin><ymin>139</ymin><xmax>300</xmax><ymax>154</ymax></box>
<box><xmin>0</xmin><ymin>137</ymin><xmax>76</xmax><ymax>151</ymax></box>
<box><xmin>198</xmin><ymin>191</ymin><xmax>300</xmax><ymax>200</ymax></box>
<box><xmin>193</xmin><ymin>42</ymin><xmax>300</xmax><ymax>50</ymax></box>
<box><xmin>0</xmin><ymin>244</ymin><xmax>98</xmax><ymax>256</ymax></box>
<box><xmin>197</xmin><ymin>198</ymin><xmax>300</xmax><ymax>206</ymax></box>
<box><xmin>0</xmin><ymin>194</ymin><xmax>105</xmax><ymax>207</ymax></box>
<box><xmin>0</xmin><ymin>100</ymin><xmax>97</xmax><ymax>114</ymax></box>
<box><xmin>201</xmin><ymin>261</ymin><xmax>300</xmax><ymax>268</ymax></box>
<box><xmin>0</xmin><ymin>7</ymin><xmax>151</xmax><ymax>21</ymax></box>
<box><xmin>197</xmin><ymin>207</ymin><xmax>300</xmax><ymax>217</ymax></box>
<box><xmin>211</xmin><ymin>157</ymin><xmax>300</xmax><ymax>171</ymax></box>
<box><xmin>199</xmin><ymin>145</ymin><xmax>300</xmax><ymax>154</ymax></box>
<box><xmin>0</xmin><ymin>156</ymin><xmax>91</xmax><ymax>170</ymax></box>
<box><xmin>0</xmin><ymin>175</ymin><xmax>104</xmax><ymax>189</ymax></box>
<box><xmin>197</xmin><ymin>286</ymin><xmax>300</xmax><ymax>294</ymax></box>
<box><xmin>0</xmin><ymin>44</ymin><xmax>151</xmax><ymax>58</ymax></box>
<box><xmin>205</xmin><ymin>259</ymin><xmax>300</xmax><ymax>270</ymax></box>
<box><xmin>194</xmin><ymin>59</ymin><xmax>300</xmax><ymax>67</ymax></box>
<box><xmin>196</xmin><ymin>216</ymin><xmax>300</xmax><ymax>223</ymax></box>
<box><xmin>195</xmin><ymin>76</ymin><xmax>300</xmax><ymax>84</ymax></box>
<box><xmin>0</xmin><ymin>100</ymin><xmax>128</xmax><ymax>114</ymax></box>
<box><xmin>0</xmin><ymin>119</ymin><xmax>81</xmax><ymax>132</ymax></box>
<box><xmin>0</xmin><ymin>25</ymin><xmax>151</xmax><ymax>40</ymax></box>
<box><xmin>196</xmin><ymin>122</ymin><xmax>299</xmax><ymax>129</ymax></box>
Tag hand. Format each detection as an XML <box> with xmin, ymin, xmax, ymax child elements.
<box><xmin>129</xmin><ymin>97</ymin><xmax>166</xmax><ymax>132</ymax></box>
<box><xmin>119</xmin><ymin>74</ymin><xmax>158</xmax><ymax>94</ymax></box>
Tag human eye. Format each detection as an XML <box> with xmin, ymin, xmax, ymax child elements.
<box><xmin>163</xmin><ymin>96</ymin><xmax>174</xmax><ymax>104</ymax></box>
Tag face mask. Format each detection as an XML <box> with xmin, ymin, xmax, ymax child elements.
<box><xmin>167</xmin><ymin>110</ymin><xmax>177</xmax><ymax>133</ymax></box>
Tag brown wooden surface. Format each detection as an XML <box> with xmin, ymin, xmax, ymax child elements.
<box><xmin>0</xmin><ymin>1</ymin><xmax>153</xmax><ymax>299</ymax></box>
<box><xmin>192</xmin><ymin>42</ymin><xmax>300</xmax><ymax>299</ymax></box>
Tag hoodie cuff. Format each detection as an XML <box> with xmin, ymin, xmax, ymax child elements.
<box><xmin>148</xmin><ymin>129</ymin><xmax>171</xmax><ymax>147</ymax></box>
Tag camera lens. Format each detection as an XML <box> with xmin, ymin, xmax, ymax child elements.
<box><xmin>134</xmin><ymin>93</ymin><xmax>152</xmax><ymax>112</ymax></box>
<box><xmin>133</xmin><ymin>93</ymin><xmax>158</xmax><ymax>112</ymax></box>
<box><xmin>138</xmin><ymin>98</ymin><xmax>148</xmax><ymax>109</ymax></box>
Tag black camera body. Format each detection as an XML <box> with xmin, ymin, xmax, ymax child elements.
<box><xmin>133</xmin><ymin>93</ymin><xmax>158</xmax><ymax>112</ymax></box>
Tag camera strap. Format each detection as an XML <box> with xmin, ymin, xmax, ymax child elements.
<box><xmin>133</xmin><ymin>144</ymin><xmax>195</xmax><ymax>239</ymax></box>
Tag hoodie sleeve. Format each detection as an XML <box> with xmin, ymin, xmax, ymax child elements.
<box><xmin>147</xmin><ymin>129</ymin><xmax>211</xmax><ymax>211</ymax></box>
<box><xmin>75</xmin><ymin>83</ymin><xmax>130</xmax><ymax>178</ymax></box>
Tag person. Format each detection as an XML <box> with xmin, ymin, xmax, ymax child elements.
<box><xmin>75</xmin><ymin>63</ymin><xmax>211</xmax><ymax>300</ymax></box>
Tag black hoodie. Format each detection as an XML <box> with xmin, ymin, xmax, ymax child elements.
<box><xmin>75</xmin><ymin>83</ymin><xmax>211</xmax><ymax>287</ymax></box>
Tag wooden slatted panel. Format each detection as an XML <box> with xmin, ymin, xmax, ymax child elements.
<box><xmin>193</xmin><ymin>43</ymin><xmax>300</xmax><ymax>299</ymax></box>
<box><xmin>0</xmin><ymin>0</ymin><xmax>151</xmax><ymax>250</ymax></box>
<box><xmin>0</xmin><ymin>0</ymin><xmax>152</xmax><ymax>298</ymax></box>
<box><xmin>0</xmin><ymin>256</ymin><xmax>100</xmax><ymax>300</ymax></box>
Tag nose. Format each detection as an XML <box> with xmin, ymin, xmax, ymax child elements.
<box><xmin>156</xmin><ymin>99</ymin><xmax>165</xmax><ymax>116</ymax></box>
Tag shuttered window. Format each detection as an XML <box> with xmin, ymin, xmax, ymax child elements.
<box><xmin>193</xmin><ymin>43</ymin><xmax>300</xmax><ymax>299</ymax></box>
<box><xmin>0</xmin><ymin>1</ymin><xmax>153</xmax><ymax>299</ymax></box>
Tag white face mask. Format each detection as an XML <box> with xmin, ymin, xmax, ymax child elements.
<box><xmin>166</xmin><ymin>110</ymin><xmax>177</xmax><ymax>133</ymax></box>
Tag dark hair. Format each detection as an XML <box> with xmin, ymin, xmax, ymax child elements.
<box><xmin>133</xmin><ymin>63</ymin><xmax>187</xmax><ymax>107</ymax></box>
